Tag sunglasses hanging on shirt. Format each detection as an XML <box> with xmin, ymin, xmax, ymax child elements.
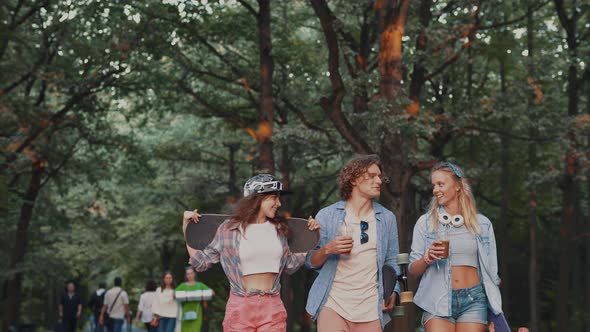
<box><xmin>360</xmin><ymin>221</ymin><xmax>369</xmax><ymax>244</ymax></box>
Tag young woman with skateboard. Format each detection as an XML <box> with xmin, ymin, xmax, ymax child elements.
<box><xmin>409</xmin><ymin>162</ymin><xmax>505</xmax><ymax>332</ymax></box>
<box><xmin>182</xmin><ymin>174</ymin><xmax>320</xmax><ymax>331</ymax></box>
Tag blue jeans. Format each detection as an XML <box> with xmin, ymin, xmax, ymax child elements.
<box><xmin>109</xmin><ymin>319</ymin><xmax>124</xmax><ymax>332</ymax></box>
<box><xmin>157</xmin><ymin>317</ymin><xmax>176</xmax><ymax>332</ymax></box>
<box><xmin>422</xmin><ymin>283</ymin><xmax>488</xmax><ymax>325</ymax></box>
<box><xmin>144</xmin><ymin>323</ymin><xmax>157</xmax><ymax>332</ymax></box>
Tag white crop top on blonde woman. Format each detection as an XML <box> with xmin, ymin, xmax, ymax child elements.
<box><xmin>239</xmin><ymin>221</ymin><xmax>283</xmax><ymax>276</ymax></box>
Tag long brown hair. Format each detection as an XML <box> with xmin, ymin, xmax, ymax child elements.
<box><xmin>230</xmin><ymin>193</ymin><xmax>289</xmax><ymax>238</ymax></box>
<box><xmin>160</xmin><ymin>271</ymin><xmax>175</xmax><ymax>291</ymax></box>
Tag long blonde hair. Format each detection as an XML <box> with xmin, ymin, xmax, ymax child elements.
<box><xmin>428</xmin><ymin>162</ymin><xmax>480</xmax><ymax>234</ymax></box>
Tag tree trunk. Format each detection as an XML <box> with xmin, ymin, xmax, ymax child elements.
<box><xmin>557</xmin><ymin>160</ymin><xmax>579</xmax><ymax>328</ymax></box>
<box><xmin>379</xmin><ymin>136</ymin><xmax>416</xmax><ymax>252</ymax></box>
<box><xmin>279</xmin><ymin>144</ymin><xmax>295</xmax><ymax>331</ymax></box>
<box><xmin>408</xmin><ymin>0</ymin><xmax>432</xmax><ymax>116</ymax></box>
<box><xmin>2</xmin><ymin>161</ymin><xmax>44</xmax><ymax>332</ymax></box>
<box><xmin>586</xmin><ymin>165</ymin><xmax>590</xmax><ymax>332</ymax></box>
<box><xmin>376</xmin><ymin>0</ymin><xmax>411</xmax><ymax>100</ymax></box>
<box><xmin>466</xmin><ymin>32</ymin><xmax>477</xmax><ymax>168</ymax></box>
<box><xmin>309</xmin><ymin>0</ymin><xmax>374</xmax><ymax>155</ymax></box>
<box><xmin>280</xmin><ymin>145</ymin><xmax>291</xmax><ymax>214</ymax></box>
<box><xmin>226</xmin><ymin>143</ymin><xmax>240</xmax><ymax>198</ymax></box>
<box><xmin>498</xmin><ymin>58</ymin><xmax>511</xmax><ymax>318</ymax></box>
<box><xmin>375</xmin><ymin>0</ymin><xmax>416</xmax><ymax>255</ymax></box>
<box><xmin>374</xmin><ymin>0</ymin><xmax>412</xmax><ymax>248</ymax></box>
<box><xmin>553</xmin><ymin>0</ymin><xmax>580</xmax><ymax>327</ymax></box>
<box><xmin>256</xmin><ymin>0</ymin><xmax>275</xmax><ymax>173</ymax></box>
<box><xmin>526</xmin><ymin>2</ymin><xmax>539</xmax><ymax>330</ymax></box>
<box><xmin>585</xmin><ymin>57</ymin><xmax>590</xmax><ymax>332</ymax></box>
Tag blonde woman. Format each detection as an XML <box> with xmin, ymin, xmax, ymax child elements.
<box><xmin>409</xmin><ymin>162</ymin><xmax>503</xmax><ymax>332</ymax></box>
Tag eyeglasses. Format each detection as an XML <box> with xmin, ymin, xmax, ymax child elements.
<box><xmin>363</xmin><ymin>173</ymin><xmax>391</xmax><ymax>184</ymax></box>
<box><xmin>360</xmin><ymin>221</ymin><xmax>369</xmax><ymax>244</ymax></box>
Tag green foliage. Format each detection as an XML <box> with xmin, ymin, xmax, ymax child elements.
<box><xmin>1</xmin><ymin>0</ymin><xmax>589</xmax><ymax>331</ymax></box>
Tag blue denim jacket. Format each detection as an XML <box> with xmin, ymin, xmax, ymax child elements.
<box><xmin>409</xmin><ymin>213</ymin><xmax>503</xmax><ymax>317</ymax></box>
<box><xmin>305</xmin><ymin>200</ymin><xmax>401</xmax><ymax>327</ymax></box>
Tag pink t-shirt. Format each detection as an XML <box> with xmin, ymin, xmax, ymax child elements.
<box><xmin>324</xmin><ymin>215</ymin><xmax>379</xmax><ymax>322</ymax></box>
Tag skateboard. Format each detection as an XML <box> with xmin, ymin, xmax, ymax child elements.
<box><xmin>488</xmin><ymin>311</ymin><xmax>511</xmax><ymax>332</ymax></box>
<box><xmin>382</xmin><ymin>264</ymin><xmax>397</xmax><ymax>304</ymax></box>
<box><xmin>185</xmin><ymin>214</ymin><xmax>320</xmax><ymax>253</ymax></box>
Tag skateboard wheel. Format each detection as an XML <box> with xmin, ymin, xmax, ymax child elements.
<box><xmin>400</xmin><ymin>291</ymin><xmax>413</xmax><ymax>303</ymax></box>
<box><xmin>397</xmin><ymin>253</ymin><xmax>409</xmax><ymax>265</ymax></box>
<box><xmin>392</xmin><ymin>305</ymin><xmax>405</xmax><ymax>317</ymax></box>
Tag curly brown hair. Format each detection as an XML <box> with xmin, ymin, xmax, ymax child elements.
<box><xmin>339</xmin><ymin>154</ymin><xmax>382</xmax><ymax>200</ymax></box>
<box><xmin>230</xmin><ymin>193</ymin><xmax>290</xmax><ymax>238</ymax></box>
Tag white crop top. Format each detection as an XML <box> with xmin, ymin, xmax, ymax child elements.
<box><xmin>239</xmin><ymin>221</ymin><xmax>283</xmax><ymax>276</ymax></box>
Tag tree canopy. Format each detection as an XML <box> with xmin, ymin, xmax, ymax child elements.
<box><xmin>1</xmin><ymin>0</ymin><xmax>589</xmax><ymax>331</ymax></box>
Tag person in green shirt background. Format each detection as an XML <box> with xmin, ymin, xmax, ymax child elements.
<box><xmin>175</xmin><ymin>266</ymin><xmax>211</xmax><ymax>332</ymax></box>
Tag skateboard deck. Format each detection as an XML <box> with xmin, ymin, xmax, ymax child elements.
<box><xmin>185</xmin><ymin>214</ymin><xmax>320</xmax><ymax>253</ymax></box>
<box><xmin>488</xmin><ymin>311</ymin><xmax>510</xmax><ymax>332</ymax></box>
<box><xmin>382</xmin><ymin>265</ymin><xmax>397</xmax><ymax>303</ymax></box>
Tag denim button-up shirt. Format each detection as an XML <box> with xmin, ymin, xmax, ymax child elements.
<box><xmin>189</xmin><ymin>220</ymin><xmax>305</xmax><ymax>296</ymax></box>
<box><xmin>409</xmin><ymin>213</ymin><xmax>503</xmax><ymax>316</ymax></box>
<box><xmin>305</xmin><ymin>200</ymin><xmax>401</xmax><ymax>327</ymax></box>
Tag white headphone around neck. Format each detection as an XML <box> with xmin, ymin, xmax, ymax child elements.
<box><xmin>438</xmin><ymin>211</ymin><xmax>465</xmax><ymax>228</ymax></box>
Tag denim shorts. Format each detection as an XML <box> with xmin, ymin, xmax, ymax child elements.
<box><xmin>422</xmin><ymin>283</ymin><xmax>488</xmax><ymax>326</ymax></box>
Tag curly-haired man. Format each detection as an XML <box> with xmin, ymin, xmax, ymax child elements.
<box><xmin>305</xmin><ymin>154</ymin><xmax>400</xmax><ymax>331</ymax></box>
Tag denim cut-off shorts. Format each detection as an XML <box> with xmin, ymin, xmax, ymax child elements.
<box><xmin>422</xmin><ymin>283</ymin><xmax>488</xmax><ymax>326</ymax></box>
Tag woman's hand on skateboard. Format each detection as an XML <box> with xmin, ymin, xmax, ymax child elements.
<box><xmin>182</xmin><ymin>209</ymin><xmax>201</xmax><ymax>233</ymax></box>
<box><xmin>307</xmin><ymin>216</ymin><xmax>321</xmax><ymax>231</ymax></box>
<box><xmin>184</xmin><ymin>209</ymin><xmax>201</xmax><ymax>223</ymax></box>
<box><xmin>382</xmin><ymin>292</ymin><xmax>397</xmax><ymax>311</ymax></box>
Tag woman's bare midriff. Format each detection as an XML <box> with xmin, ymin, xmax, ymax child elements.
<box><xmin>243</xmin><ymin>273</ymin><xmax>277</xmax><ymax>292</ymax></box>
<box><xmin>451</xmin><ymin>266</ymin><xmax>480</xmax><ymax>289</ymax></box>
